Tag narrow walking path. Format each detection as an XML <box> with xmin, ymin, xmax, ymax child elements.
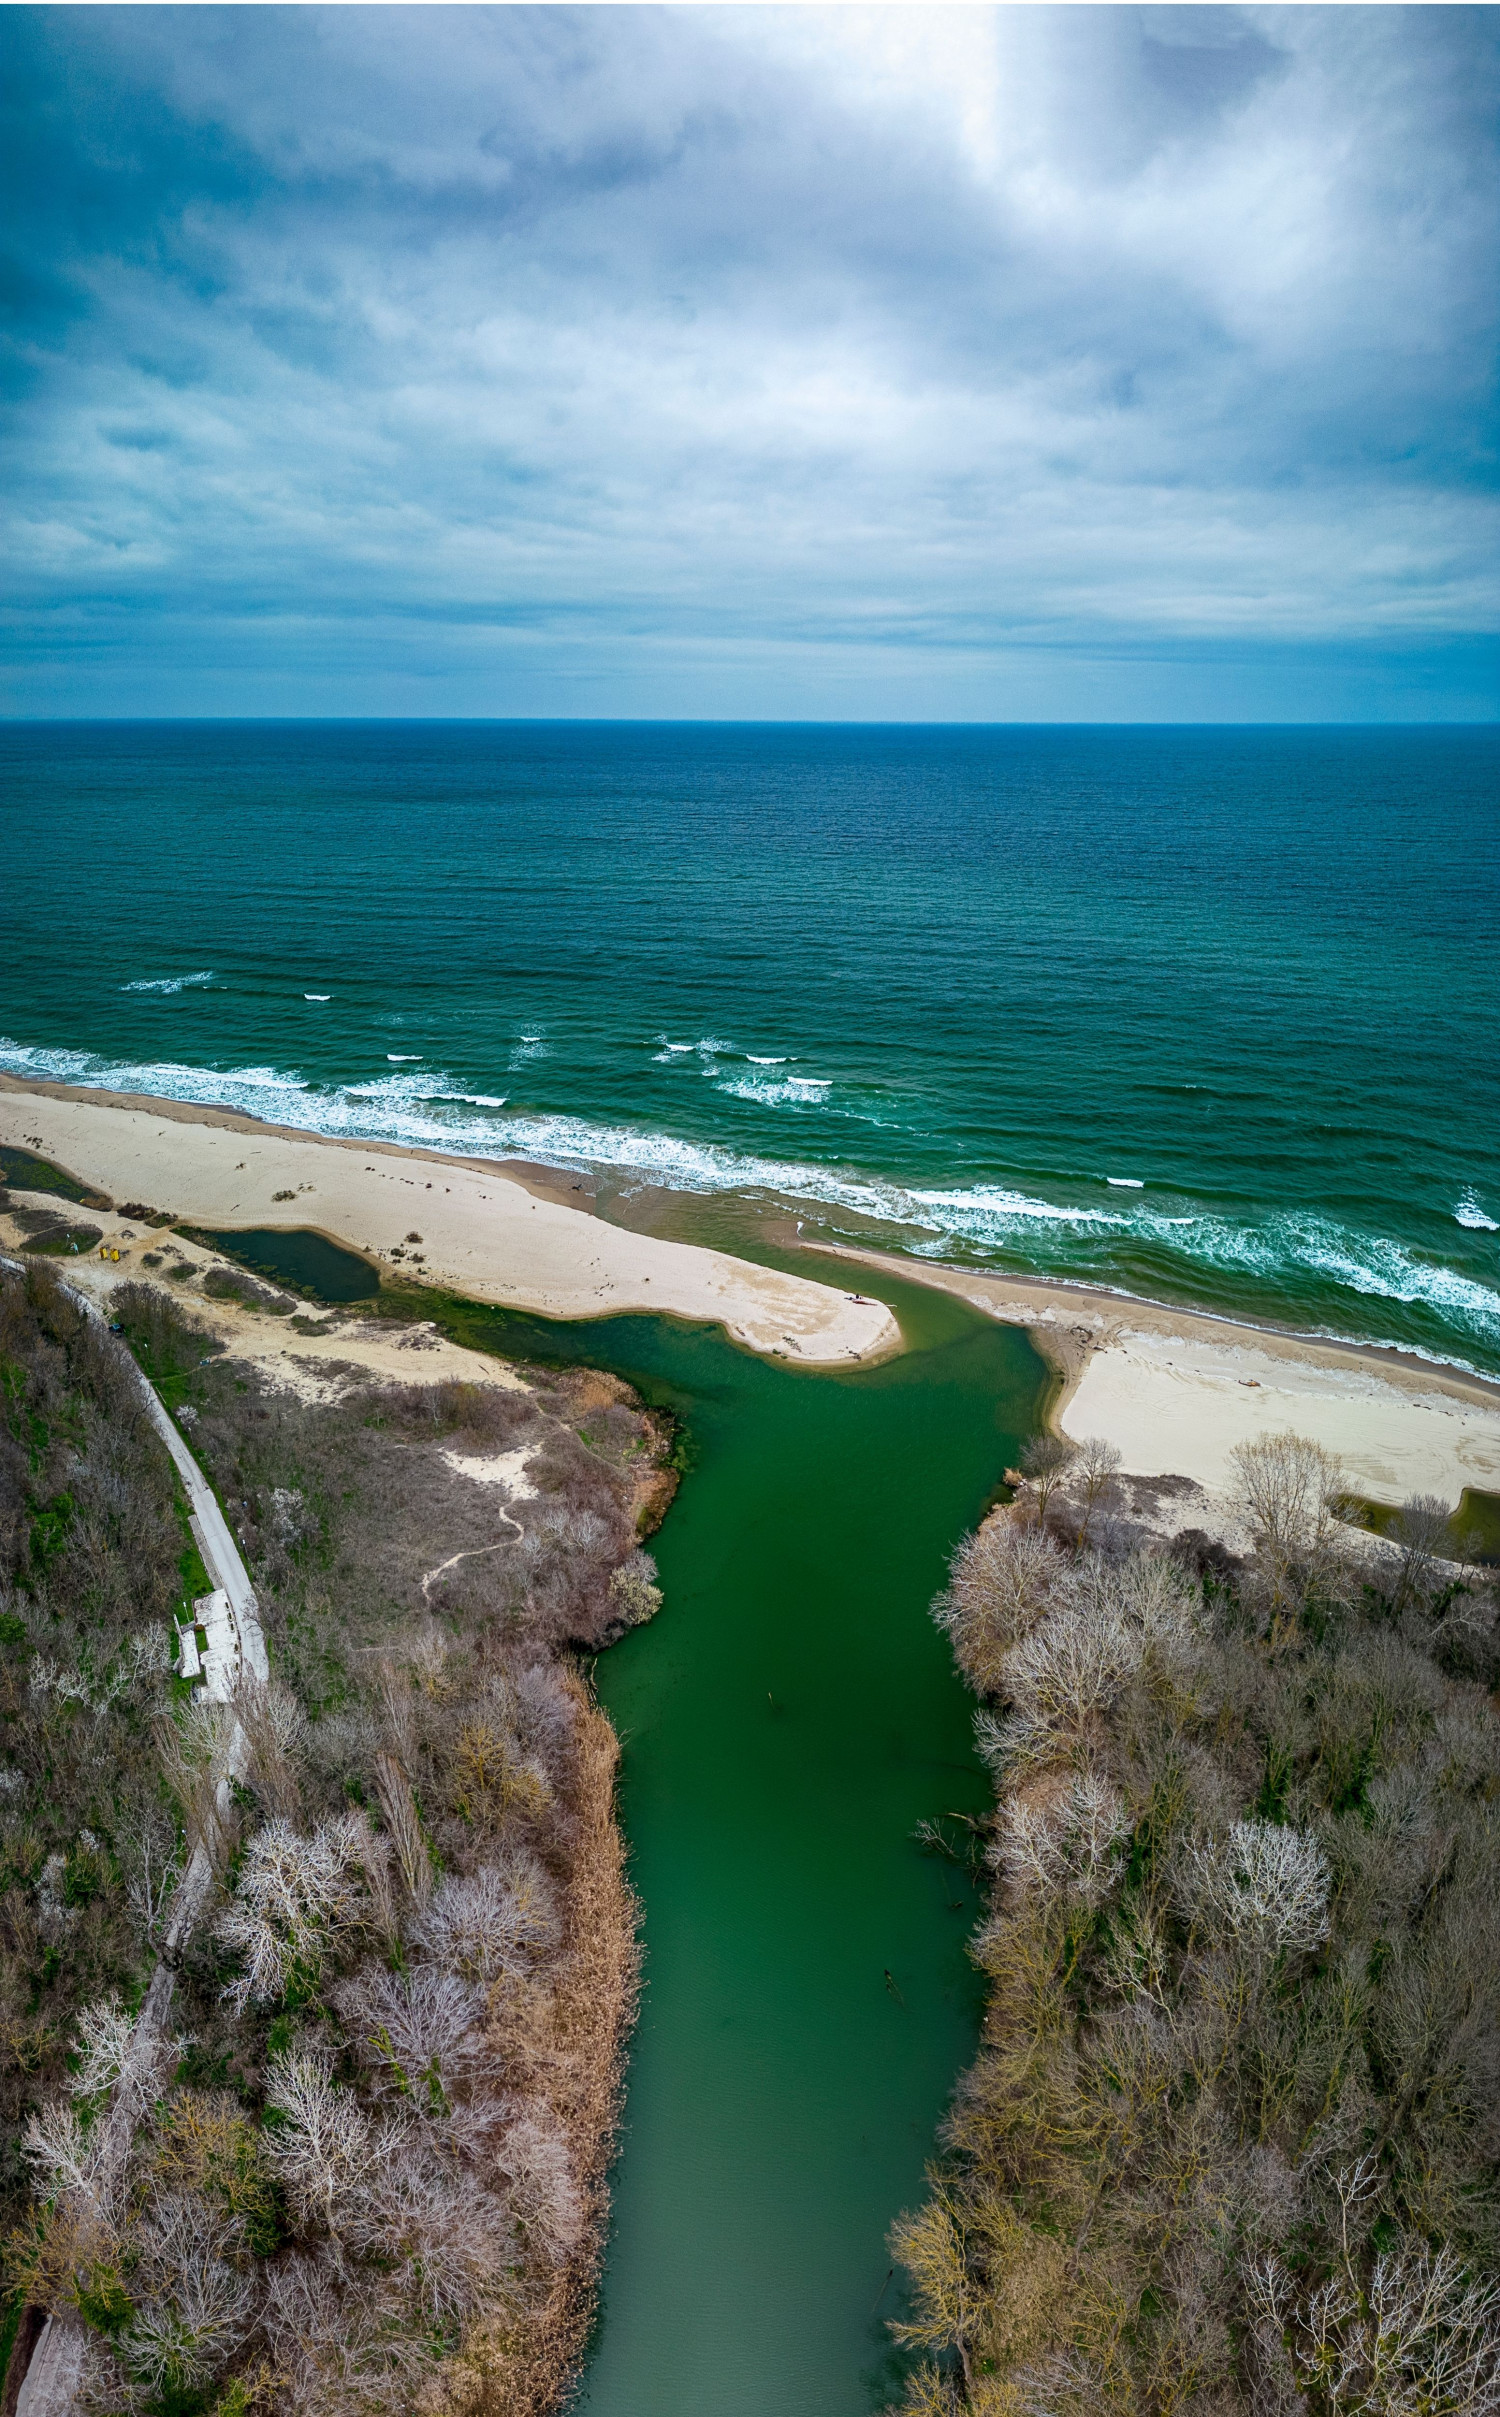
<box><xmin>4</xmin><ymin>1264</ymin><xmax>266</xmax><ymax>2417</ymax></box>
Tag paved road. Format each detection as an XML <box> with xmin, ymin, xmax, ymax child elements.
<box><xmin>6</xmin><ymin>1265</ymin><xmax>265</xmax><ymax>2417</ymax></box>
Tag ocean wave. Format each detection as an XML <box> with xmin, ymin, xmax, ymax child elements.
<box><xmin>122</xmin><ymin>971</ymin><xmax>214</xmax><ymax>995</ymax></box>
<box><xmin>1455</xmin><ymin>1190</ymin><xmax>1498</xmax><ymax>1232</ymax></box>
<box><xmin>717</xmin><ymin>1073</ymin><xmax>831</xmax><ymax>1108</ymax></box>
<box><xmin>5</xmin><ymin>1035</ymin><xmax>1498</xmax><ymax>1359</ymax></box>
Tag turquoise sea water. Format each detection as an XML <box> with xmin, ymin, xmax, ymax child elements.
<box><xmin>3</xmin><ymin>720</ymin><xmax>1498</xmax><ymax>1369</ymax></box>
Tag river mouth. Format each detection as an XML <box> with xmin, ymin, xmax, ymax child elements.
<box><xmin>403</xmin><ymin>1261</ymin><xmax>1047</xmax><ymax>2416</ymax></box>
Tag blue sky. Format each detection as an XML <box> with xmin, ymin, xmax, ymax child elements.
<box><xmin>2</xmin><ymin>4</ymin><xmax>1496</xmax><ymax>720</ymax></box>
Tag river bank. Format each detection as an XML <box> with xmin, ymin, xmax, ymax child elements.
<box><xmin>821</xmin><ymin>1245</ymin><xmax>1500</xmax><ymax>1514</ymax></box>
<box><xmin>0</xmin><ymin>1246</ymin><xmax>663</xmax><ymax>2417</ymax></box>
<box><xmin>8</xmin><ymin>1071</ymin><xmax>1500</xmax><ymax>1522</ymax></box>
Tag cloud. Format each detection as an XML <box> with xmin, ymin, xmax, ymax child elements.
<box><xmin>0</xmin><ymin>4</ymin><xmax>1495</xmax><ymax>717</ymax></box>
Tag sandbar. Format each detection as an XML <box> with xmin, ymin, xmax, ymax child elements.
<box><xmin>0</xmin><ymin>1077</ymin><xmax>898</xmax><ymax>1368</ymax></box>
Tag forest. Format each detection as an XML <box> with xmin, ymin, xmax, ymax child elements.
<box><xmin>0</xmin><ymin>1257</ymin><xmax>669</xmax><ymax>2415</ymax></box>
<box><xmin>893</xmin><ymin>1431</ymin><xmax>1500</xmax><ymax>2417</ymax></box>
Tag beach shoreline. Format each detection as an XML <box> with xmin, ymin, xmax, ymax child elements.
<box><xmin>816</xmin><ymin>1242</ymin><xmax>1500</xmax><ymax>1512</ymax></box>
<box><xmin>0</xmin><ymin>1074</ymin><xmax>898</xmax><ymax>1370</ymax></box>
<box><xmin>6</xmin><ymin>1069</ymin><xmax>1499</xmax><ymax>1513</ymax></box>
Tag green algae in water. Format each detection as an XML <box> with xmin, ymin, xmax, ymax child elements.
<box><xmin>421</xmin><ymin>1268</ymin><xmax>1047</xmax><ymax>2416</ymax></box>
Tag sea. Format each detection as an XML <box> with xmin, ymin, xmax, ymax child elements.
<box><xmin>3</xmin><ymin>719</ymin><xmax>1497</xmax><ymax>1375</ymax></box>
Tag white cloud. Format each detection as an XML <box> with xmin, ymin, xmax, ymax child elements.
<box><xmin>0</xmin><ymin>4</ymin><xmax>1494</xmax><ymax>715</ymax></box>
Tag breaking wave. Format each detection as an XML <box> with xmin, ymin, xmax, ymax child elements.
<box><xmin>4</xmin><ymin>1035</ymin><xmax>1498</xmax><ymax>1367</ymax></box>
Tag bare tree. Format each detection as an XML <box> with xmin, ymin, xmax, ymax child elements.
<box><xmin>1230</xmin><ymin>1429</ymin><xmax>1348</xmax><ymax>1637</ymax></box>
<box><xmin>371</xmin><ymin>1750</ymin><xmax>432</xmax><ymax>1909</ymax></box>
<box><xmin>117</xmin><ymin>1803</ymin><xmax>183</xmax><ymax>1942</ymax></box>
<box><xmin>1073</xmin><ymin>1436</ymin><xmax>1123</xmax><ymax>1546</ymax></box>
<box><xmin>334</xmin><ymin>1963</ymin><xmax>490</xmax><ymax>2107</ymax></box>
<box><xmin>934</xmin><ymin>1519</ymin><xmax>1064</xmax><ymax>1693</ymax></box>
<box><xmin>1187</xmin><ymin>1819</ymin><xmax>1330</xmax><ymax>1958</ymax></box>
<box><xmin>975</xmin><ymin>1581</ymin><xmax>1140</xmax><ymax>1774</ymax></box>
<box><xmin>215</xmin><ymin>1812</ymin><xmax>382</xmax><ymax>2010</ymax></box>
<box><xmin>991</xmin><ymin>1771</ymin><xmax>1129</xmax><ymax>1908</ymax></box>
<box><xmin>155</xmin><ymin>1700</ymin><xmax>238</xmax><ymax>1874</ymax></box>
<box><xmin>1020</xmin><ymin>1434</ymin><xmax>1079</xmax><ymax>1524</ymax></box>
<box><xmin>411</xmin><ymin>1853</ymin><xmax>561</xmax><ymax>1983</ymax></box>
<box><xmin>1391</xmin><ymin>1493</ymin><xmax>1454</xmax><ymax>1614</ymax></box>
<box><xmin>233</xmin><ymin>1673</ymin><xmax>306</xmax><ymax>1822</ymax></box>
<box><xmin>263</xmin><ymin>2050</ymin><xmax>384</xmax><ymax>2244</ymax></box>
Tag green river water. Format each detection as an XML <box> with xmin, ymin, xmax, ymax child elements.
<box><xmin>197</xmin><ymin>1225</ymin><xmax>1048</xmax><ymax>2411</ymax></box>
<box><xmin>433</xmin><ymin>1263</ymin><xmax>1045</xmax><ymax>2415</ymax></box>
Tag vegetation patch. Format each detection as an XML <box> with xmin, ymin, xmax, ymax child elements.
<box><xmin>1</xmin><ymin>1272</ymin><xmax>668</xmax><ymax>2415</ymax></box>
<box><xmin>890</xmin><ymin>1432</ymin><xmax>1500</xmax><ymax>2417</ymax></box>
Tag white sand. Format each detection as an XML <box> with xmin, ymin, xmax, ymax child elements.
<box><xmin>823</xmin><ymin>1248</ymin><xmax>1500</xmax><ymax>1511</ymax></box>
<box><xmin>440</xmin><ymin>1445</ymin><xmax>538</xmax><ymax>1496</ymax></box>
<box><xmin>0</xmin><ymin>1078</ymin><xmax>897</xmax><ymax>1367</ymax></box>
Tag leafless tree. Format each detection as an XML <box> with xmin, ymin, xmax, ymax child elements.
<box><xmin>1252</xmin><ymin>2238</ymin><xmax>1500</xmax><ymax>2415</ymax></box>
<box><xmin>263</xmin><ymin>2049</ymin><xmax>385</xmax><ymax>2244</ymax></box>
<box><xmin>1020</xmin><ymin>1434</ymin><xmax>1079</xmax><ymax>1524</ymax></box>
<box><xmin>991</xmin><ymin>1771</ymin><xmax>1130</xmax><ymax>1909</ymax></box>
<box><xmin>1391</xmin><ymin>1493</ymin><xmax>1454</xmax><ymax>1614</ymax></box>
<box><xmin>233</xmin><ymin>1673</ymin><xmax>307</xmax><ymax>1821</ymax></box>
<box><xmin>216</xmin><ymin>1811</ymin><xmax>384</xmax><ymax>2010</ymax></box>
<box><xmin>154</xmin><ymin>1699</ymin><xmax>238</xmax><ymax>1873</ymax></box>
<box><xmin>975</xmin><ymin>1582</ymin><xmax>1140</xmax><ymax>1773</ymax></box>
<box><xmin>261</xmin><ymin>2251</ymin><xmax>427</xmax><ymax>2416</ymax></box>
<box><xmin>1231</xmin><ymin>1429</ymin><xmax>1349</xmax><ymax>1636</ymax></box>
<box><xmin>119</xmin><ymin>2191</ymin><xmax>255</xmax><ymax>2394</ymax></box>
<box><xmin>117</xmin><ymin>1803</ymin><xmax>183</xmax><ymax>1942</ymax></box>
<box><xmin>934</xmin><ymin>1519</ymin><xmax>1064</xmax><ymax>1694</ymax></box>
<box><xmin>411</xmin><ymin>1852</ymin><xmax>561</xmax><ymax>1983</ymax></box>
<box><xmin>1187</xmin><ymin>1818</ymin><xmax>1331</xmax><ymax>1958</ymax></box>
<box><xmin>370</xmin><ymin>1749</ymin><xmax>432</xmax><ymax>1908</ymax></box>
<box><xmin>1073</xmin><ymin>1436</ymin><xmax>1123</xmax><ymax>1546</ymax></box>
<box><xmin>334</xmin><ymin>1963</ymin><xmax>490</xmax><ymax>2106</ymax></box>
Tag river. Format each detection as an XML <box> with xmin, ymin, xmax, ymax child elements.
<box><xmin>426</xmin><ymin>1258</ymin><xmax>1046</xmax><ymax>2415</ymax></box>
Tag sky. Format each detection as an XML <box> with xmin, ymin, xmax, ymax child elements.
<box><xmin>2</xmin><ymin>4</ymin><xmax>1497</xmax><ymax>722</ymax></box>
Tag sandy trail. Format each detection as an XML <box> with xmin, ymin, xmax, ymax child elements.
<box><xmin>0</xmin><ymin>1078</ymin><xmax>898</xmax><ymax>1366</ymax></box>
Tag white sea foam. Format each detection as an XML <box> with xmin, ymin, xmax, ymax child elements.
<box><xmin>746</xmin><ymin>1055</ymin><xmax>788</xmax><ymax>1065</ymax></box>
<box><xmin>304</xmin><ymin>994</ymin><xmax>331</xmax><ymax>1002</ymax></box>
<box><xmin>387</xmin><ymin>1054</ymin><xmax>422</xmax><ymax>1063</ymax></box>
<box><xmin>122</xmin><ymin>971</ymin><xmax>214</xmax><ymax>996</ymax></box>
<box><xmin>717</xmin><ymin>1072</ymin><xmax>830</xmax><ymax>1109</ymax></box>
<box><xmin>1107</xmin><ymin>1177</ymin><xmax>1144</xmax><ymax>1188</ymax></box>
<box><xmin>5</xmin><ymin>1036</ymin><xmax>1498</xmax><ymax>1358</ymax></box>
<box><xmin>1455</xmin><ymin>1191</ymin><xmax>1499</xmax><ymax>1232</ymax></box>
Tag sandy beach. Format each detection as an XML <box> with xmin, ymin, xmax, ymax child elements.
<box><xmin>6</xmin><ymin>1075</ymin><xmax>1499</xmax><ymax>1513</ymax></box>
<box><xmin>823</xmin><ymin>1245</ymin><xmax>1500</xmax><ymax>1513</ymax></box>
<box><xmin>0</xmin><ymin>1076</ymin><xmax>898</xmax><ymax>1367</ymax></box>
